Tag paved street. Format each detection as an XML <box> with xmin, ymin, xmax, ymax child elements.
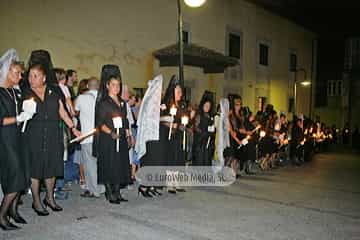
<box><xmin>2</xmin><ymin>150</ymin><xmax>360</xmax><ymax>240</ymax></box>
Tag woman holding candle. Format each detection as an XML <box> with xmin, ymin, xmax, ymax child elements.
<box><xmin>228</xmin><ymin>95</ymin><xmax>249</xmax><ymax>177</ymax></box>
<box><xmin>93</xmin><ymin>65</ymin><xmax>130</xmax><ymax>204</ymax></box>
<box><xmin>0</xmin><ymin>49</ymin><xmax>32</xmax><ymax>230</ymax></box>
<box><xmin>22</xmin><ymin>51</ymin><xmax>80</xmax><ymax>216</ymax></box>
<box><xmin>162</xmin><ymin>76</ymin><xmax>187</xmax><ymax>193</ymax></box>
<box><xmin>192</xmin><ymin>91</ymin><xmax>215</xmax><ymax>166</ymax></box>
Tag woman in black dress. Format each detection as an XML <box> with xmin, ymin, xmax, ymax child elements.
<box><xmin>162</xmin><ymin>76</ymin><xmax>187</xmax><ymax>193</ymax></box>
<box><xmin>23</xmin><ymin>60</ymin><xmax>80</xmax><ymax>216</ymax></box>
<box><xmin>228</xmin><ymin>95</ymin><xmax>248</xmax><ymax>176</ymax></box>
<box><xmin>192</xmin><ymin>91</ymin><xmax>215</xmax><ymax>166</ymax></box>
<box><xmin>94</xmin><ymin>65</ymin><xmax>130</xmax><ymax>204</ymax></box>
<box><xmin>0</xmin><ymin>49</ymin><xmax>31</xmax><ymax>230</ymax></box>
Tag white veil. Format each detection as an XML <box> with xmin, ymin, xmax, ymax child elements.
<box><xmin>135</xmin><ymin>74</ymin><xmax>163</xmax><ymax>160</ymax></box>
<box><xmin>216</xmin><ymin>98</ymin><xmax>230</xmax><ymax>170</ymax></box>
<box><xmin>0</xmin><ymin>49</ymin><xmax>19</xmax><ymax>87</ymax></box>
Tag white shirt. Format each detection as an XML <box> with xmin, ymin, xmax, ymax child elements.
<box><xmin>75</xmin><ymin>90</ymin><xmax>97</xmax><ymax>144</ymax></box>
<box><xmin>59</xmin><ymin>83</ymin><xmax>71</xmax><ymax>98</ymax></box>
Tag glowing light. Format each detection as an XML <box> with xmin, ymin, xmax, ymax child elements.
<box><xmin>181</xmin><ymin>115</ymin><xmax>189</xmax><ymax>125</ymax></box>
<box><xmin>260</xmin><ymin>130</ymin><xmax>266</xmax><ymax>138</ymax></box>
<box><xmin>184</xmin><ymin>0</ymin><xmax>206</xmax><ymax>8</ymax></box>
<box><xmin>300</xmin><ymin>81</ymin><xmax>311</xmax><ymax>86</ymax></box>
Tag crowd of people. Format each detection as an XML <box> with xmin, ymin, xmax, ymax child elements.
<box><xmin>0</xmin><ymin>48</ymin><xmax>339</xmax><ymax>231</ymax></box>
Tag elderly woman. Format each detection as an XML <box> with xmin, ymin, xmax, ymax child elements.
<box><xmin>23</xmin><ymin>50</ymin><xmax>80</xmax><ymax>216</ymax></box>
<box><xmin>0</xmin><ymin>49</ymin><xmax>31</xmax><ymax>230</ymax></box>
<box><xmin>94</xmin><ymin>65</ymin><xmax>130</xmax><ymax>204</ymax></box>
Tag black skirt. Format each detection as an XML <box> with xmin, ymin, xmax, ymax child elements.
<box><xmin>97</xmin><ymin>133</ymin><xmax>130</xmax><ymax>185</ymax></box>
<box><xmin>141</xmin><ymin>124</ymin><xmax>169</xmax><ymax>167</ymax></box>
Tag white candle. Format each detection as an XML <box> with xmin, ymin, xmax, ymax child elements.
<box><xmin>181</xmin><ymin>116</ymin><xmax>189</xmax><ymax>151</ymax></box>
<box><xmin>21</xmin><ymin>98</ymin><xmax>36</xmax><ymax>132</ymax></box>
<box><xmin>168</xmin><ymin>106</ymin><xmax>177</xmax><ymax>140</ymax></box>
<box><xmin>112</xmin><ymin>117</ymin><xmax>122</xmax><ymax>152</ymax></box>
<box><xmin>69</xmin><ymin>128</ymin><xmax>96</xmax><ymax>143</ymax></box>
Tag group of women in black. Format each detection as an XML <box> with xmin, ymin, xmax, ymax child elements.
<box><xmin>0</xmin><ymin>50</ymin><xmax>134</xmax><ymax>230</ymax></box>
<box><xmin>0</xmin><ymin>48</ymin><xmax>321</xmax><ymax>232</ymax></box>
<box><xmin>0</xmin><ymin>49</ymin><xmax>82</xmax><ymax>230</ymax></box>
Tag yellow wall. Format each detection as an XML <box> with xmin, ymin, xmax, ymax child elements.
<box><xmin>0</xmin><ymin>0</ymin><xmax>315</xmax><ymax>116</ymax></box>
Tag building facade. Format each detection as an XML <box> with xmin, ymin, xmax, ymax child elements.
<box><xmin>0</xmin><ymin>0</ymin><xmax>316</xmax><ymax>116</ymax></box>
<box><xmin>314</xmin><ymin>38</ymin><xmax>360</xmax><ymax>129</ymax></box>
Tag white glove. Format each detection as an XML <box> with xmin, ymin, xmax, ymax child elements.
<box><xmin>16</xmin><ymin>112</ymin><xmax>33</xmax><ymax>123</ymax></box>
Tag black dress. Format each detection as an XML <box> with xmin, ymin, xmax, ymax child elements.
<box><xmin>22</xmin><ymin>87</ymin><xmax>64</xmax><ymax>179</ymax></box>
<box><xmin>96</xmin><ymin>96</ymin><xmax>130</xmax><ymax>185</ymax></box>
<box><xmin>244</xmin><ymin>120</ymin><xmax>256</xmax><ymax>161</ymax></box>
<box><xmin>229</xmin><ymin>113</ymin><xmax>246</xmax><ymax>169</ymax></box>
<box><xmin>192</xmin><ymin>113</ymin><xmax>214</xmax><ymax>166</ymax></box>
<box><xmin>167</xmin><ymin>102</ymin><xmax>187</xmax><ymax>166</ymax></box>
<box><xmin>0</xmin><ymin>88</ymin><xmax>29</xmax><ymax>194</ymax></box>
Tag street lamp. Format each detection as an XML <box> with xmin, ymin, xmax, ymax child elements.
<box><xmin>293</xmin><ymin>68</ymin><xmax>311</xmax><ymax>116</ymax></box>
<box><xmin>177</xmin><ymin>0</ymin><xmax>206</xmax><ymax>88</ymax></box>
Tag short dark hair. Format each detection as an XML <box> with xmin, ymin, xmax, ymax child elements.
<box><xmin>66</xmin><ymin>69</ymin><xmax>76</xmax><ymax>79</ymax></box>
<box><xmin>54</xmin><ymin>68</ymin><xmax>66</xmax><ymax>82</ymax></box>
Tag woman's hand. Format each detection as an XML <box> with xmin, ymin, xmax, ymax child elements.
<box><xmin>71</xmin><ymin>128</ymin><xmax>81</xmax><ymax>137</ymax></box>
<box><xmin>110</xmin><ymin>131</ymin><xmax>120</xmax><ymax>140</ymax></box>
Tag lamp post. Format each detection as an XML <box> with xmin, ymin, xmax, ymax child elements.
<box><xmin>294</xmin><ymin>68</ymin><xmax>311</xmax><ymax>116</ymax></box>
<box><xmin>177</xmin><ymin>0</ymin><xmax>206</xmax><ymax>88</ymax></box>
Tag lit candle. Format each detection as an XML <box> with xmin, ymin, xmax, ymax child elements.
<box><xmin>168</xmin><ymin>105</ymin><xmax>177</xmax><ymax>140</ymax></box>
<box><xmin>181</xmin><ymin>116</ymin><xmax>189</xmax><ymax>151</ymax></box>
<box><xmin>260</xmin><ymin>130</ymin><xmax>266</xmax><ymax>138</ymax></box>
<box><xmin>21</xmin><ymin>98</ymin><xmax>36</xmax><ymax>132</ymax></box>
<box><xmin>112</xmin><ymin>116</ymin><xmax>123</xmax><ymax>152</ymax></box>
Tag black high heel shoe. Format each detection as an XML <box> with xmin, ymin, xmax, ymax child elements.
<box><xmin>118</xmin><ymin>194</ymin><xmax>128</xmax><ymax>202</ymax></box>
<box><xmin>167</xmin><ymin>188</ymin><xmax>177</xmax><ymax>194</ymax></box>
<box><xmin>8</xmin><ymin>209</ymin><xmax>27</xmax><ymax>224</ymax></box>
<box><xmin>31</xmin><ymin>204</ymin><xmax>49</xmax><ymax>216</ymax></box>
<box><xmin>0</xmin><ymin>218</ymin><xmax>20</xmax><ymax>231</ymax></box>
<box><xmin>138</xmin><ymin>187</ymin><xmax>152</xmax><ymax>198</ymax></box>
<box><xmin>43</xmin><ymin>198</ymin><xmax>63</xmax><ymax>212</ymax></box>
<box><xmin>152</xmin><ymin>188</ymin><xmax>163</xmax><ymax>196</ymax></box>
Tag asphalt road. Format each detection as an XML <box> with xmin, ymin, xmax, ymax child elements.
<box><xmin>2</xmin><ymin>150</ymin><xmax>360</xmax><ymax>240</ymax></box>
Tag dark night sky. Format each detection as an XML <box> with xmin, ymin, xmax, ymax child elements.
<box><xmin>246</xmin><ymin>0</ymin><xmax>360</xmax><ymax>106</ymax></box>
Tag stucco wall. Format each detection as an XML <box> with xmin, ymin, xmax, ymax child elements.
<box><xmin>0</xmin><ymin>0</ymin><xmax>315</xmax><ymax>116</ymax></box>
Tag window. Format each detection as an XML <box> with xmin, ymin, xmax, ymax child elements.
<box><xmin>182</xmin><ymin>30</ymin><xmax>189</xmax><ymax>44</ymax></box>
<box><xmin>327</xmin><ymin>80</ymin><xmax>343</xmax><ymax>96</ymax></box>
<box><xmin>337</xmin><ymin>81</ymin><xmax>342</xmax><ymax>96</ymax></box>
<box><xmin>259</xmin><ymin>44</ymin><xmax>269</xmax><ymax>66</ymax></box>
<box><xmin>258</xmin><ymin>97</ymin><xmax>266</xmax><ymax>112</ymax></box>
<box><xmin>290</xmin><ymin>53</ymin><xmax>297</xmax><ymax>72</ymax></box>
<box><xmin>229</xmin><ymin>33</ymin><xmax>241</xmax><ymax>59</ymax></box>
